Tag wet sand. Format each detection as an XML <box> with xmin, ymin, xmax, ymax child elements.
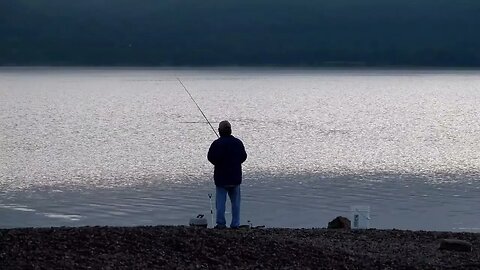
<box><xmin>0</xmin><ymin>226</ymin><xmax>479</xmax><ymax>269</ymax></box>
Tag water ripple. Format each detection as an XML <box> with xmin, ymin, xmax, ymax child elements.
<box><xmin>1</xmin><ymin>69</ymin><xmax>480</xmax><ymax>230</ymax></box>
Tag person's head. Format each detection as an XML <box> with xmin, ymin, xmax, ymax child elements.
<box><xmin>218</xmin><ymin>120</ymin><xmax>232</xmax><ymax>137</ymax></box>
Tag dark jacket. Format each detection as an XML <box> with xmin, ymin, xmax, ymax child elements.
<box><xmin>207</xmin><ymin>135</ymin><xmax>247</xmax><ymax>186</ymax></box>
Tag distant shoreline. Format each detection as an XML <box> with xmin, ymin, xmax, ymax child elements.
<box><xmin>2</xmin><ymin>65</ymin><xmax>480</xmax><ymax>70</ymax></box>
<box><xmin>1</xmin><ymin>66</ymin><xmax>480</xmax><ymax>76</ymax></box>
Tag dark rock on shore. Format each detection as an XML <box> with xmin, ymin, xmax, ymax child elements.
<box><xmin>439</xmin><ymin>239</ymin><xmax>473</xmax><ymax>252</ymax></box>
<box><xmin>0</xmin><ymin>226</ymin><xmax>479</xmax><ymax>269</ymax></box>
<box><xmin>327</xmin><ymin>216</ymin><xmax>351</xmax><ymax>230</ymax></box>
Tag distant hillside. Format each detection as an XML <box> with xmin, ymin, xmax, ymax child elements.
<box><xmin>1</xmin><ymin>0</ymin><xmax>479</xmax><ymax>66</ymax></box>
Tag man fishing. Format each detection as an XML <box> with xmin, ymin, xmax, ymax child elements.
<box><xmin>207</xmin><ymin>121</ymin><xmax>247</xmax><ymax>229</ymax></box>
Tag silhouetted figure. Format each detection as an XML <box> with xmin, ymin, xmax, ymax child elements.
<box><xmin>207</xmin><ymin>121</ymin><xmax>247</xmax><ymax>229</ymax></box>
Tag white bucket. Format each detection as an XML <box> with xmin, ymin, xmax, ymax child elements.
<box><xmin>350</xmin><ymin>205</ymin><xmax>370</xmax><ymax>229</ymax></box>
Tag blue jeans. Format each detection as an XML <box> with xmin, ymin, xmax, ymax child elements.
<box><xmin>216</xmin><ymin>185</ymin><xmax>241</xmax><ymax>228</ymax></box>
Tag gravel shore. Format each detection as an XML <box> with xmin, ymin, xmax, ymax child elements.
<box><xmin>1</xmin><ymin>226</ymin><xmax>479</xmax><ymax>269</ymax></box>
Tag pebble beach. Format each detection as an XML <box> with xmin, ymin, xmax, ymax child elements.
<box><xmin>1</xmin><ymin>226</ymin><xmax>479</xmax><ymax>269</ymax></box>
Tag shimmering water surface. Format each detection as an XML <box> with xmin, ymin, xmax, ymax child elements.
<box><xmin>1</xmin><ymin>68</ymin><xmax>479</xmax><ymax>231</ymax></box>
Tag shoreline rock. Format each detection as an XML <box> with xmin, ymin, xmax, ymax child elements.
<box><xmin>0</xmin><ymin>226</ymin><xmax>479</xmax><ymax>269</ymax></box>
<box><xmin>439</xmin><ymin>238</ymin><xmax>473</xmax><ymax>252</ymax></box>
<box><xmin>327</xmin><ymin>216</ymin><xmax>351</xmax><ymax>229</ymax></box>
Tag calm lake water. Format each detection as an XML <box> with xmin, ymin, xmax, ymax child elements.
<box><xmin>1</xmin><ymin>68</ymin><xmax>479</xmax><ymax>231</ymax></box>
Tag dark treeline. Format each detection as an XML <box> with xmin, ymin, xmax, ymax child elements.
<box><xmin>1</xmin><ymin>0</ymin><xmax>480</xmax><ymax>67</ymax></box>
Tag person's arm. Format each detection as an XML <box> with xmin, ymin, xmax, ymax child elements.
<box><xmin>207</xmin><ymin>141</ymin><xmax>218</xmax><ymax>165</ymax></box>
<box><xmin>240</xmin><ymin>141</ymin><xmax>247</xmax><ymax>163</ymax></box>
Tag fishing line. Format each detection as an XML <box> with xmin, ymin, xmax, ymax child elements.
<box><xmin>178</xmin><ymin>78</ymin><xmax>219</xmax><ymax>228</ymax></box>
<box><xmin>177</xmin><ymin>78</ymin><xmax>219</xmax><ymax>138</ymax></box>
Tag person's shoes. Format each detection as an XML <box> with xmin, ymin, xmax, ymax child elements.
<box><xmin>214</xmin><ymin>224</ymin><xmax>227</xmax><ymax>229</ymax></box>
<box><xmin>230</xmin><ymin>226</ymin><xmax>239</xmax><ymax>230</ymax></box>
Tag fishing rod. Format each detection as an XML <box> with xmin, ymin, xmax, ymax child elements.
<box><xmin>178</xmin><ymin>78</ymin><xmax>218</xmax><ymax>228</ymax></box>
<box><xmin>177</xmin><ymin>78</ymin><xmax>219</xmax><ymax>138</ymax></box>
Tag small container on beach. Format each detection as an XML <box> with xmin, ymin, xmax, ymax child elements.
<box><xmin>350</xmin><ymin>206</ymin><xmax>370</xmax><ymax>229</ymax></box>
<box><xmin>189</xmin><ymin>214</ymin><xmax>208</xmax><ymax>228</ymax></box>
